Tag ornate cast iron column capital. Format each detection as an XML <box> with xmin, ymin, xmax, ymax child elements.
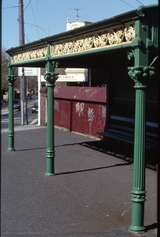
<box><xmin>128</xmin><ymin>66</ymin><xmax>155</xmax><ymax>85</ymax></box>
<box><xmin>44</xmin><ymin>61</ymin><xmax>59</xmax><ymax>85</ymax></box>
<box><xmin>8</xmin><ymin>66</ymin><xmax>16</xmax><ymax>83</ymax></box>
<box><xmin>44</xmin><ymin>72</ymin><xmax>59</xmax><ymax>85</ymax></box>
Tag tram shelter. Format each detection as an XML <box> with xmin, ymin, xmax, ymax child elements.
<box><xmin>6</xmin><ymin>5</ymin><xmax>159</xmax><ymax>233</ymax></box>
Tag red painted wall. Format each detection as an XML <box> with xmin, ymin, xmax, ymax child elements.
<box><xmin>41</xmin><ymin>86</ymin><xmax>107</xmax><ymax>137</ymax></box>
<box><xmin>55</xmin><ymin>99</ymin><xmax>71</xmax><ymax>130</ymax></box>
<box><xmin>72</xmin><ymin>102</ymin><xmax>106</xmax><ymax>136</ymax></box>
<box><xmin>54</xmin><ymin>86</ymin><xmax>107</xmax><ymax>103</ymax></box>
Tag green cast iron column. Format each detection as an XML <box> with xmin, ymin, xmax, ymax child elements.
<box><xmin>129</xmin><ymin>68</ymin><xmax>155</xmax><ymax>233</ymax></box>
<box><xmin>130</xmin><ymin>77</ymin><xmax>146</xmax><ymax>232</ymax></box>
<box><xmin>128</xmin><ymin>20</ymin><xmax>155</xmax><ymax>232</ymax></box>
<box><xmin>8</xmin><ymin>66</ymin><xmax>15</xmax><ymax>151</ymax></box>
<box><xmin>45</xmin><ymin>60</ymin><xmax>57</xmax><ymax>176</ymax></box>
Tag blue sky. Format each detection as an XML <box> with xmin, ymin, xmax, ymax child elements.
<box><xmin>3</xmin><ymin>0</ymin><xmax>157</xmax><ymax>49</ymax></box>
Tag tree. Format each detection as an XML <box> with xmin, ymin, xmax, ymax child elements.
<box><xmin>2</xmin><ymin>49</ymin><xmax>9</xmax><ymax>92</ymax></box>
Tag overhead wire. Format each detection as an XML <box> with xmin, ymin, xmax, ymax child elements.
<box><xmin>25</xmin><ymin>0</ymin><xmax>50</xmax><ymax>41</ymax></box>
<box><xmin>118</xmin><ymin>0</ymin><xmax>136</xmax><ymax>9</ymax></box>
<box><xmin>3</xmin><ymin>0</ymin><xmax>32</xmax><ymax>10</ymax></box>
<box><xmin>30</xmin><ymin>0</ymin><xmax>43</xmax><ymax>38</ymax></box>
<box><xmin>3</xmin><ymin>5</ymin><xmax>18</xmax><ymax>9</ymax></box>
<box><xmin>118</xmin><ymin>0</ymin><xmax>146</xmax><ymax>18</ymax></box>
<box><xmin>25</xmin><ymin>33</ymin><xmax>31</xmax><ymax>43</ymax></box>
<box><xmin>24</xmin><ymin>0</ymin><xmax>32</xmax><ymax>10</ymax></box>
<box><xmin>135</xmin><ymin>0</ymin><xmax>144</xmax><ymax>6</ymax></box>
<box><xmin>119</xmin><ymin>0</ymin><xmax>145</xmax><ymax>9</ymax></box>
<box><xmin>24</xmin><ymin>22</ymin><xmax>49</xmax><ymax>34</ymax></box>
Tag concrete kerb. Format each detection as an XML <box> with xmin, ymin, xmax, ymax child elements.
<box><xmin>1</xmin><ymin>125</ymin><xmax>46</xmax><ymax>133</ymax></box>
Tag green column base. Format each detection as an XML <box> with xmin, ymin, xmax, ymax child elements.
<box><xmin>129</xmin><ymin>225</ymin><xmax>146</xmax><ymax>232</ymax></box>
<box><xmin>130</xmin><ymin>191</ymin><xmax>146</xmax><ymax>233</ymax></box>
<box><xmin>45</xmin><ymin>152</ymin><xmax>54</xmax><ymax>176</ymax></box>
<box><xmin>8</xmin><ymin>147</ymin><xmax>15</xmax><ymax>152</ymax></box>
<box><xmin>45</xmin><ymin>172</ymin><xmax>54</xmax><ymax>176</ymax></box>
<box><xmin>8</xmin><ymin>132</ymin><xmax>14</xmax><ymax>152</ymax></box>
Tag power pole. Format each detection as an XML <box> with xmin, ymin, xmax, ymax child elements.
<box><xmin>18</xmin><ymin>0</ymin><xmax>28</xmax><ymax>125</ymax></box>
<box><xmin>18</xmin><ymin>0</ymin><xmax>25</xmax><ymax>45</ymax></box>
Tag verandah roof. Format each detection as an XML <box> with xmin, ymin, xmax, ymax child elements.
<box><xmin>6</xmin><ymin>5</ymin><xmax>158</xmax><ymax>68</ymax></box>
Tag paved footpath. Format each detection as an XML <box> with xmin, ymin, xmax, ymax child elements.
<box><xmin>1</xmin><ymin>127</ymin><xmax>158</xmax><ymax>237</ymax></box>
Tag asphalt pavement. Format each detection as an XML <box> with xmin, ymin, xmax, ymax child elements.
<box><xmin>1</xmin><ymin>126</ymin><xmax>158</xmax><ymax>237</ymax></box>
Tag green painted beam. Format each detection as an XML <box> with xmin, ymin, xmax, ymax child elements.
<box><xmin>9</xmin><ymin>42</ymin><xmax>135</xmax><ymax>67</ymax></box>
<box><xmin>10</xmin><ymin>58</ymin><xmax>46</xmax><ymax>67</ymax></box>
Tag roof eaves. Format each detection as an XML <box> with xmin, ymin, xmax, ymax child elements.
<box><xmin>7</xmin><ymin>4</ymin><xmax>157</xmax><ymax>56</ymax></box>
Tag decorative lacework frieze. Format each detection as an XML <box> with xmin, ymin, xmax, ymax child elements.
<box><xmin>10</xmin><ymin>24</ymin><xmax>135</xmax><ymax>64</ymax></box>
<box><xmin>10</xmin><ymin>47</ymin><xmax>48</xmax><ymax>64</ymax></box>
<box><xmin>51</xmin><ymin>25</ymin><xmax>135</xmax><ymax>57</ymax></box>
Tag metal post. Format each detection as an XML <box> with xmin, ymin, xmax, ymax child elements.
<box><xmin>20</xmin><ymin>68</ymin><xmax>25</xmax><ymax>125</ymax></box>
<box><xmin>45</xmin><ymin>60</ymin><xmax>57</xmax><ymax>176</ymax></box>
<box><xmin>128</xmin><ymin>20</ymin><xmax>155</xmax><ymax>232</ymax></box>
<box><xmin>38</xmin><ymin>68</ymin><xmax>41</xmax><ymax>126</ymax></box>
<box><xmin>8</xmin><ymin>66</ymin><xmax>15</xmax><ymax>151</ymax></box>
<box><xmin>25</xmin><ymin>75</ymin><xmax>28</xmax><ymax>124</ymax></box>
<box><xmin>129</xmin><ymin>80</ymin><xmax>146</xmax><ymax>232</ymax></box>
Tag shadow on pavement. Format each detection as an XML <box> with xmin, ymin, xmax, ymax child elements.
<box><xmin>13</xmin><ymin>134</ymin><xmax>159</xmax><ymax>236</ymax></box>
<box><xmin>55</xmin><ymin>161</ymin><xmax>132</xmax><ymax>176</ymax></box>
<box><xmin>146</xmin><ymin>222</ymin><xmax>158</xmax><ymax>231</ymax></box>
<box><xmin>15</xmin><ymin>146</ymin><xmax>46</xmax><ymax>152</ymax></box>
<box><xmin>81</xmin><ymin>138</ymin><xmax>159</xmax><ymax>169</ymax></box>
<box><xmin>15</xmin><ymin>141</ymin><xmax>92</xmax><ymax>152</ymax></box>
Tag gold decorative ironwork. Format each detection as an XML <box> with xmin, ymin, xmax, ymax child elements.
<box><xmin>10</xmin><ymin>24</ymin><xmax>135</xmax><ymax>64</ymax></box>
<box><xmin>51</xmin><ymin>25</ymin><xmax>135</xmax><ymax>57</ymax></box>
<box><xmin>10</xmin><ymin>47</ymin><xmax>48</xmax><ymax>64</ymax></box>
